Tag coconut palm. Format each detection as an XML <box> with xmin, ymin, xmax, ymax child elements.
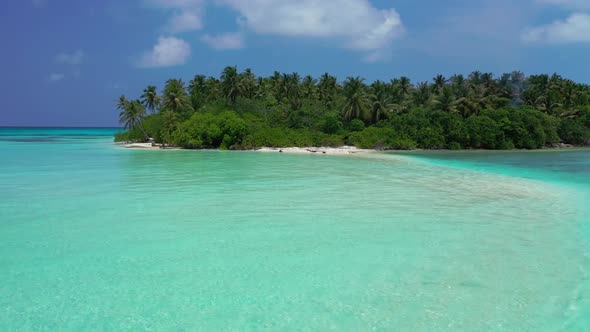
<box><xmin>140</xmin><ymin>86</ymin><xmax>160</xmax><ymax>113</ymax></box>
<box><xmin>432</xmin><ymin>74</ymin><xmax>447</xmax><ymax>94</ymax></box>
<box><xmin>161</xmin><ymin>79</ymin><xmax>193</xmax><ymax>114</ymax></box>
<box><xmin>369</xmin><ymin>80</ymin><xmax>392</xmax><ymax>123</ymax></box>
<box><xmin>116</xmin><ymin>95</ymin><xmax>129</xmax><ymax>111</ymax></box>
<box><xmin>468</xmin><ymin>71</ymin><xmax>482</xmax><ymax>86</ymax></box>
<box><xmin>188</xmin><ymin>75</ymin><xmax>207</xmax><ymax>110</ymax></box>
<box><xmin>397</xmin><ymin>76</ymin><xmax>413</xmax><ymax>100</ymax></box>
<box><xmin>239</xmin><ymin>68</ymin><xmax>257</xmax><ymax>99</ymax></box>
<box><xmin>221</xmin><ymin>66</ymin><xmax>241</xmax><ymax>104</ymax></box>
<box><xmin>450</xmin><ymin>74</ymin><xmax>467</xmax><ymax>98</ymax></box>
<box><xmin>282</xmin><ymin>73</ymin><xmax>302</xmax><ymax>111</ymax></box>
<box><xmin>431</xmin><ymin>86</ymin><xmax>458</xmax><ymax>114</ymax></box>
<box><xmin>160</xmin><ymin>110</ymin><xmax>177</xmax><ymax>148</ymax></box>
<box><xmin>413</xmin><ymin>82</ymin><xmax>431</xmax><ymax>106</ymax></box>
<box><xmin>318</xmin><ymin>73</ymin><xmax>339</xmax><ymax>108</ymax></box>
<box><xmin>342</xmin><ymin>77</ymin><xmax>370</xmax><ymax>121</ymax></box>
<box><xmin>118</xmin><ymin>100</ymin><xmax>150</xmax><ymax>140</ymax></box>
<box><xmin>204</xmin><ymin>77</ymin><xmax>221</xmax><ymax>102</ymax></box>
<box><xmin>302</xmin><ymin>75</ymin><xmax>317</xmax><ymax>99</ymax></box>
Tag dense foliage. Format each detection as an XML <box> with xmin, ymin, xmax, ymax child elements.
<box><xmin>115</xmin><ymin>67</ymin><xmax>590</xmax><ymax>150</ymax></box>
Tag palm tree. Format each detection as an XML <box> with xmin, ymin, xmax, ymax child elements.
<box><xmin>188</xmin><ymin>75</ymin><xmax>207</xmax><ymax>110</ymax></box>
<box><xmin>432</xmin><ymin>74</ymin><xmax>446</xmax><ymax>94</ymax></box>
<box><xmin>302</xmin><ymin>75</ymin><xmax>317</xmax><ymax>99</ymax></box>
<box><xmin>269</xmin><ymin>71</ymin><xmax>283</xmax><ymax>100</ymax></box>
<box><xmin>450</xmin><ymin>74</ymin><xmax>467</xmax><ymax>98</ymax></box>
<box><xmin>280</xmin><ymin>73</ymin><xmax>302</xmax><ymax>111</ymax></box>
<box><xmin>468</xmin><ymin>71</ymin><xmax>482</xmax><ymax>86</ymax></box>
<box><xmin>140</xmin><ymin>86</ymin><xmax>160</xmax><ymax>113</ymax></box>
<box><xmin>481</xmin><ymin>73</ymin><xmax>495</xmax><ymax>87</ymax></box>
<box><xmin>254</xmin><ymin>77</ymin><xmax>270</xmax><ymax>100</ymax></box>
<box><xmin>239</xmin><ymin>68</ymin><xmax>257</xmax><ymax>99</ymax></box>
<box><xmin>204</xmin><ymin>77</ymin><xmax>221</xmax><ymax>102</ymax></box>
<box><xmin>369</xmin><ymin>80</ymin><xmax>392</xmax><ymax>123</ymax></box>
<box><xmin>454</xmin><ymin>97</ymin><xmax>478</xmax><ymax>118</ymax></box>
<box><xmin>398</xmin><ymin>76</ymin><xmax>413</xmax><ymax>100</ymax></box>
<box><xmin>160</xmin><ymin>110</ymin><xmax>177</xmax><ymax>148</ymax></box>
<box><xmin>431</xmin><ymin>86</ymin><xmax>458</xmax><ymax>114</ymax></box>
<box><xmin>413</xmin><ymin>82</ymin><xmax>431</xmax><ymax>106</ymax></box>
<box><xmin>497</xmin><ymin>73</ymin><xmax>514</xmax><ymax>100</ymax></box>
<box><xmin>118</xmin><ymin>100</ymin><xmax>150</xmax><ymax>140</ymax></box>
<box><xmin>221</xmin><ymin>66</ymin><xmax>241</xmax><ymax>104</ymax></box>
<box><xmin>342</xmin><ymin>77</ymin><xmax>370</xmax><ymax>121</ymax></box>
<box><xmin>116</xmin><ymin>95</ymin><xmax>129</xmax><ymax>111</ymax></box>
<box><xmin>161</xmin><ymin>79</ymin><xmax>193</xmax><ymax>114</ymax></box>
<box><xmin>318</xmin><ymin>73</ymin><xmax>339</xmax><ymax>109</ymax></box>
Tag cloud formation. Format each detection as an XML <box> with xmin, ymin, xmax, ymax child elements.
<box><xmin>219</xmin><ymin>0</ymin><xmax>403</xmax><ymax>51</ymax></box>
<box><xmin>55</xmin><ymin>50</ymin><xmax>84</xmax><ymax>65</ymax></box>
<box><xmin>146</xmin><ymin>0</ymin><xmax>204</xmax><ymax>32</ymax></box>
<box><xmin>143</xmin><ymin>0</ymin><xmax>403</xmax><ymax>61</ymax></box>
<box><xmin>167</xmin><ymin>10</ymin><xmax>203</xmax><ymax>32</ymax></box>
<box><xmin>139</xmin><ymin>36</ymin><xmax>191</xmax><ymax>67</ymax></box>
<box><xmin>535</xmin><ymin>0</ymin><xmax>590</xmax><ymax>10</ymax></box>
<box><xmin>201</xmin><ymin>32</ymin><xmax>244</xmax><ymax>50</ymax></box>
<box><xmin>523</xmin><ymin>12</ymin><xmax>590</xmax><ymax>43</ymax></box>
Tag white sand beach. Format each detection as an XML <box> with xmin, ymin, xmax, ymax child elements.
<box><xmin>256</xmin><ymin>146</ymin><xmax>374</xmax><ymax>155</ymax></box>
<box><xmin>120</xmin><ymin>143</ymin><xmax>374</xmax><ymax>155</ymax></box>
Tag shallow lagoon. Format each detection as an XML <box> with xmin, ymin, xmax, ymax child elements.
<box><xmin>1</xmin><ymin>128</ymin><xmax>589</xmax><ymax>331</ymax></box>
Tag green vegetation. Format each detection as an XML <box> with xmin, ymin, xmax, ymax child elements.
<box><xmin>115</xmin><ymin>68</ymin><xmax>590</xmax><ymax>150</ymax></box>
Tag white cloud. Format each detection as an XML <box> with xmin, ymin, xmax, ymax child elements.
<box><xmin>201</xmin><ymin>32</ymin><xmax>244</xmax><ymax>50</ymax></box>
<box><xmin>146</xmin><ymin>0</ymin><xmax>202</xmax><ymax>8</ymax></box>
<box><xmin>218</xmin><ymin>0</ymin><xmax>404</xmax><ymax>51</ymax></box>
<box><xmin>48</xmin><ymin>73</ymin><xmax>65</xmax><ymax>82</ymax></box>
<box><xmin>167</xmin><ymin>10</ymin><xmax>202</xmax><ymax>32</ymax></box>
<box><xmin>523</xmin><ymin>13</ymin><xmax>590</xmax><ymax>43</ymax></box>
<box><xmin>361</xmin><ymin>50</ymin><xmax>390</xmax><ymax>63</ymax></box>
<box><xmin>138</xmin><ymin>36</ymin><xmax>191</xmax><ymax>68</ymax></box>
<box><xmin>146</xmin><ymin>0</ymin><xmax>204</xmax><ymax>32</ymax></box>
<box><xmin>55</xmin><ymin>50</ymin><xmax>84</xmax><ymax>65</ymax></box>
<box><xmin>535</xmin><ymin>0</ymin><xmax>590</xmax><ymax>9</ymax></box>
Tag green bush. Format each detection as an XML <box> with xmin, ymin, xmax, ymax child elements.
<box><xmin>348</xmin><ymin>119</ymin><xmax>365</xmax><ymax>132</ymax></box>
<box><xmin>114</xmin><ymin>131</ymin><xmax>132</xmax><ymax>142</ymax></box>
<box><xmin>466</xmin><ymin>115</ymin><xmax>504</xmax><ymax>149</ymax></box>
<box><xmin>447</xmin><ymin>142</ymin><xmax>462</xmax><ymax>150</ymax></box>
<box><xmin>320</xmin><ymin>113</ymin><xmax>344</xmax><ymax>134</ymax></box>
<box><xmin>171</xmin><ymin>111</ymin><xmax>248</xmax><ymax>149</ymax></box>
<box><xmin>349</xmin><ymin>127</ymin><xmax>417</xmax><ymax>149</ymax></box>
<box><xmin>559</xmin><ymin>120</ymin><xmax>590</xmax><ymax>145</ymax></box>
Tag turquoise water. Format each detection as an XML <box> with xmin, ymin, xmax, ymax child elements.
<box><xmin>1</xmin><ymin>128</ymin><xmax>590</xmax><ymax>331</ymax></box>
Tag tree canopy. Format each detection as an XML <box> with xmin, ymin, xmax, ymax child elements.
<box><xmin>116</xmin><ymin>66</ymin><xmax>590</xmax><ymax>150</ymax></box>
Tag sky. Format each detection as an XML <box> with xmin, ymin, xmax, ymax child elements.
<box><xmin>1</xmin><ymin>0</ymin><xmax>590</xmax><ymax>127</ymax></box>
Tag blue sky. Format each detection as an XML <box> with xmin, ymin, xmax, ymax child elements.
<box><xmin>1</xmin><ymin>0</ymin><xmax>590</xmax><ymax>126</ymax></box>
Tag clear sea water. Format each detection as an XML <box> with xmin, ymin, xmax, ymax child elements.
<box><xmin>1</xmin><ymin>128</ymin><xmax>590</xmax><ymax>331</ymax></box>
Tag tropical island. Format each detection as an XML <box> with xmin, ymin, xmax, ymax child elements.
<box><xmin>115</xmin><ymin>67</ymin><xmax>590</xmax><ymax>150</ymax></box>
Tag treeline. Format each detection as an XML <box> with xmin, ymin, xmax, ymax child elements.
<box><xmin>116</xmin><ymin>67</ymin><xmax>590</xmax><ymax>150</ymax></box>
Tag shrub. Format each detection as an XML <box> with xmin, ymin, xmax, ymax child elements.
<box><xmin>320</xmin><ymin>113</ymin><xmax>344</xmax><ymax>134</ymax></box>
<box><xmin>349</xmin><ymin>127</ymin><xmax>417</xmax><ymax>150</ymax></box>
<box><xmin>559</xmin><ymin>120</ymin><xmax>590</xmax><ymax>145</ymax></box>
<box><xmin>348</xmin><ymin>119</ymin><xmax>366</xmax><ymax>132</ymax></box>
<box><xmin>171</xmin><ymin>111</ymin><xmax>248</xmax><ymax>149</ymax></box>
<box><xmin>466</xmin><ymin>115</ymin><xmax>504</xmax><ymax>149</ymax></box>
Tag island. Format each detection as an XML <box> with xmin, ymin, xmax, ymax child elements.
<box><xmin>115</xmin><ymin>67</ymin><xmax>590</xmax><ymax>151</ymax></box>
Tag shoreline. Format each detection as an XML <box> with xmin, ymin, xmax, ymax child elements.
<box><xmin>118</xmin><ymin>143</ymin><xmax>376</xmax><ymax>155</ymax></box>
<box><xmin>118</xmin><ymin>142</ymin><xmax>589</xmax><ymax>155</ymax></box>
